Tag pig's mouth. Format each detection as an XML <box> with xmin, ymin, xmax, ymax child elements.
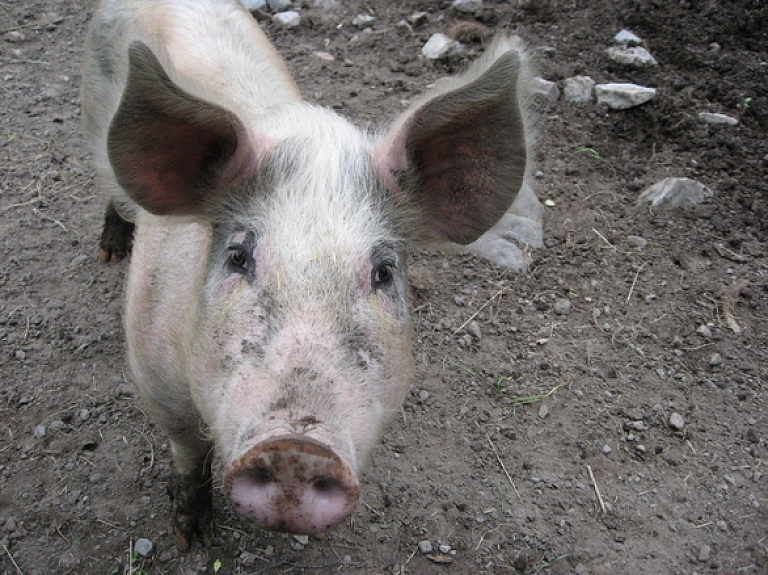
<box><xmin>224</xmin><ymin>434</ymin><xmax>360</xmax><ymax>534</ymax></box>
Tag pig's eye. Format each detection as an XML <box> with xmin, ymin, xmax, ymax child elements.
<box><xmin>227</xmin><ymin>247</ymin><xmax>249</xmax><ymax>272</ymax></box>
<box><xmin>372</xmin><ymin>264</ymin><xmax>393</xmax><ymax>289</ymax></box>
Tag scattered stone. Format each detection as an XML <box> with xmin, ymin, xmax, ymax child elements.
<box><xmin>636</xmin><ymin>444</ymin><xmax>647</xmax><ymax>453</ymax></box>
<box><xmin>626</xmin><ymin>235</ymin><xmax>647</xmax><ymax>250</ymax></box>
<box><xmin>538</xmin><ymin>403</ymin><xmax>549</xmax><ymax>419</ymax></box>
<box><xmin>531</xmin><ymin>77</ymin><xmax>560</xmax><ymax>103</ymax></box>
<box><xmin>554</xmin><ymin>298</ymin><xmax>571</xmax><ymax>316</ymax></box>
<box><xmin>466</xmin><ymin>320</ymin><xmax>482</xmax><ymax>340</ymax></box>
<box><xmin>698</xmin><ymin>544</ymin><xmax>711</xmax><ymax>562</ymax></box>
<box><xmin>78</xmin><ymin>409</ymin><xmax>90</xmax><ymax>421</ymax></box>
<box><xmin>614</xmin><ymin>29</ymin><xmax>642</xmax><ymax>46</ymax></box>
<box><xmin>239</xmin><ymin>0</ymin><xmax>267</xmax><ymax>10</ymax></box>
<box><xmin>698</xmin><ymin>112</ymin><xmax>739</xmax><ymax>126</ymax></box>
<box><xmin>33</xmin><ymin>425</ymin><xmax>47</xmax><ymax>438</ymax></box>
<box><xmin>418</xmin><ymin>390</ymin><xmax>430</xmax><ymax>401</ymax></box>
<box><xmin>595</xmin><ymin>83</ymin><xmax>657</xmax><ymax>110</ymax></box>
<box><xmin>293</xmin><ymin>534</ymin><xmax>309</xmax><ymax>546</ymax></box>
<box><xmin>422</xmin><ymin>33</ymin><xmax>466</xmax><ymax>60</ymax></box>
<box><xmin>602</xmin><ymin>444</ymin><xmax>612</xmax><ymax>454</ymax></box>
<box><xmin>134</xmin><ymin>538</ymin><xmax>153</xmax><ymax>557</ymax></box>
<box><xmin>408</xmin><ymin>12</ymin><xmax>428</xmax><ymax>26</ymax></box>
<box><xmin>68</xmin><ymin>254</ymin><xmax>88</xmax><ymax>268</ymax></box>
<box><xmin>544</xmin><ymin>199</ymin><xmax>556</xmax><ymax>207</ymax></box>
<box><xmin>267</xmin><ymin>0</ymin><xmax>291</xmax><ymax>10</ymax></box>
<box><xmin>563</xmin><ymin>75</ymin><xmax>595</xmax><ymax>103</ymax></box>
<box><xmin>272</xmin><ymin>11</ymin><xmax>300</xmax><ymax>29</ymax></box>
<box><xmin>716</xmin><ymin>520</ymin><xmax>728</xmax><ymax>531</ymax></box>
<box><xmin>240</xmin><ymin>552</ymin><xmax>257</xmax><ymax>568</ymax></box>
<box><xmin>637</xmin><ymin>177</ymin><xmax>713</xmax><ymax>209</ymax></box>
<box><xmin>668</xmin><ymin>412</ymin><xmax>685</xmax><ymax>431</ymax></box>
<box><xmin>606</xmin><ymin>46</ymin><xmax>658</xmax><ymax>68</ymax></box>
<box><xmin>709</xmin><ymin>352</ymin><xmax>723</xmax><ymax>366</ymax></box>
<box><xmin>418</xmin><ymin>540</ymin><xmax>433</xmax><ymax>554</ymax></box>
<box><xmin>439</xmin><ymin>544</ymin><xmax>452</xmax><ymax>553</ymax></box>
<box><xmin>452</xmin><ymin>0</ymin><xmax>483</xmax><ymax>14</ymax></box>
<box><xmin>352</xmin><ymin>14</ymin><xmax>375</xmax><ymax>28</ymax></box>
<box><xmin>696</xmin><ymin>324</ymin><xmax>712</xmax><ymax>338</ymax></box>
<box><xmin>312</xmin><ymin>51</ymin><xmax>335</xmax><ymax>62</ymax></box>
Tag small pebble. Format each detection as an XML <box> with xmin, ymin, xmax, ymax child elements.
<box><xmin>709</xmin><ymin>353</ymin><xmax>723</xmax><ymax>366</ymax></box>
<box><xmin>669</xmin><ymin>412</ymin><xmax>685</xmax><ymax>431</ymax></box>
<box><xmin>554</xmin><ymin>298</ymin><xmax>571</xmax><ymax>316</ymax></box>
<box><xmin>293</xmin><ymin>534</ymin><xmax>309</xmax><ymax>546</ymax></box>
<box><xmin>602</xmin><ymin>444</ymin><xmax>613</xmax><ymax>455</ymax></box>
<box><xmin>538</xmin><ymin>404</ymin><xmax>549</xmax><ymax>419</ymax></box>
<box><xmin>33</xmin><ymin>425</ymin><xmax>47</xmax><ymax>438</ymax></box>
<box><xmin>418</xmin><ymin>540</ymin><xmax>433</xmax><ymax>554</ymax></box>
<box><xmin>626</xmin><ymin>235</ymin><xmax>647</xmax><ymax>249</ymax></box>
<box><xmin>466</xmin><ymin>320</ymin><xmax>482</xmax><ymax>340</ymax></box>
<box><xmin>439</xmin><ymin>544</ymin><xmax>452</xmax><ymax>554</ymax></box>
<box><xmin>698</xmin><ymin>544</ymin><xmax>711</xmax><ymax>562</ymax></box>
<box><xmin>134</xmin><ymin>538</ymin><xmax>153</xmax><ymax>558</ymax></box>
<box><xmin>352</xmin><ymin>14</ymin><xmax>375</xmax><ymax>28</ymax></box>
<box><xmin>696</xmin><ymin>325</ymin><xmax>712</xmax><ymax>338</ymax></box>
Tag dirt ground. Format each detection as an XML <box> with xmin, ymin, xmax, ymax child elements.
<box><xmin>1</xmin><ymin>0</ymin><xmax>766</xmax><ymax>573</ymax></box>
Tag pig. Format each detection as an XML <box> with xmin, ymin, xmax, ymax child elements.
<box><xmin>81</xmin><ymin>0</ymin><xmax>534</xmax><ymax>550</ymax></box>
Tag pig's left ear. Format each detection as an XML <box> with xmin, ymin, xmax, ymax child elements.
<box><xmin>375</xmin><ymin>41</ymin><xmax>529</xmax><ymax>245</ymax></box>
<box><xmin>107</xmin><ymin>41</ymin><xmax>257</xmax><ymax>216</ymax></box>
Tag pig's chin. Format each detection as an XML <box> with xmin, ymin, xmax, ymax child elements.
<box><xmin>224</xmin><ymin>433</ymin><xmax>361</xmax><ymax>535</ymax></box>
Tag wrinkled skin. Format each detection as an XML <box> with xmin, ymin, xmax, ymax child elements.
<box><xmin>82</xmin><ymin>0</ymin><xmax>533</xmax><ymax>549</ymax></box>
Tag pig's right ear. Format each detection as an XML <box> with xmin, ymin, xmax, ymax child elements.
<box><xmin>107</xmin><ymin>41</ymin><xmax>257</xmax><ymax>216</ymax></box>
<box><xmin>374</xmin><ymin>40</ymin><xmax>529</xmax><ymax>245</ymax></box>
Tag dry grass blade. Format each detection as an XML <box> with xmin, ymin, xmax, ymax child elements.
<box><xmin>486</xmin><ymin>433</ymin><xmax>523</xmax><ymax>503</ymax></box>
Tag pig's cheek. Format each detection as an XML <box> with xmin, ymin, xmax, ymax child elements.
<box><xmin>368</xmin><ymin>294</ymin><xmax>413</xmax><ymax>413</ymax></box>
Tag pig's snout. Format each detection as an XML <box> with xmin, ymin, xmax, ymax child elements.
<box><xmin>225</xmin><ymin>435</ymin><xmax>360</xmax><ymax>534</ymax></box>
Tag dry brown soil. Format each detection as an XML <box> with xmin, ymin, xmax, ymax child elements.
<box><xmin>1</xmin><ymin>0</ymin><xmax>766</xmax><ymax>574</ymax></box>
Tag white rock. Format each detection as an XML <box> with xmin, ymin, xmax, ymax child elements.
<box><xmin>595</xmin><ymin>83</ymin><xmax>656</xmax><ymax>110</ymax></box>
<box><xmin>134</xmin><ymin>538</ymin><xmax>154</xmax><ymax>557</ymax></box>
<box><xmin>637</xmin><ymin>177</ymin><xmax>713</xmax><ymax>209</ymax></box>
<box><xmin>563</xmin><ymin>75</ymin><xmax>595</xmax><ymax>103</ymax></box>
<box><xmin>614</xmin><ymin>29</ymin><xmax>642</xmax><ymax>46</ymax></box>
<box><xmin>698</xmin><ymin>112</ymin><xmax>739</xmax><ymax>125</ymax></box>
<box><xmin>626</xmin><ymin>235</ymin><xmax>647</xmax><ymax>249</ymax></box>
<box><xmin>452</xmin><ymin>0</ymin><xmax>483</xmax><ymax>13</ymax></box>
<box><xmin>352</xmin><ymin>13</ymin><xmax>375</xmax><ymax>28</ymax></box>
<box><xmin>267</xmin><ymin>0</ymin><xmax>291</xmax><ymax>10</ymax></box>
<box><xmin>239</xmin><ymin>0</ymin><xmax>267</xmax><ymax>10</ymax></box>
<box><xmin>465</xmin><ymin>180</ymin><xmax>543</xmax><ymax>271</ymax></box>
<box><xmin>293</xmin><ymin>534</ymin><xmax>309</xmax><ymax>545</ymax></box>
<box><xmin>418</xmin><ymin>540</ymin><xmax>433</xmax><ymax>554</ymax></box>
<box><xmin>606</xmin><ymin>46</ymin><xmax>658</xmax><ymax>68</ymax></box>
<box><xmin>696</xmin><ymin>324</ymin><xmax>712</xmax><ymax>338</ymax></box>
<box><xmin>312</xmin><ymin>51</ymin><xmax>335</xmax><ymax>62</ymax></box>
<box><xmin>709</xmin><ymin>352</ymin><xmax>723</xmax><ymax>366</ymax></box>
<box><xmin>272</xmin><ymin>11</ymin><xmax>300</xmax><ymax>28</ymax></box>
<box><xmin>669</xmin><ymin>412</ymin><xmax>685</xmax><ymax>431</ymax></box>
<box><xmin>554</xmin><ymin>298</ymin><xmax>571</xmax><ymax>315</ymax></box>
<box><xmin>422</xmin><ymin>33</ymin><xmax>466</xmax><ymax>60</ymax></box>
<box><xmin>531</xmin><ymin>77</ymin><xmax>560</xmax><ymax>102</ymax></box>
<box><xmin>408</xmin><ymin>12</ymin><xmax>428</xmax><ymax>26</ymax></box>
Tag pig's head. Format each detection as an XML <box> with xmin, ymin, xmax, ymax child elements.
<box><xmin>108</xmin><ymin>40</ymin><xmax>529</xmax><ymax>535</ymax></box>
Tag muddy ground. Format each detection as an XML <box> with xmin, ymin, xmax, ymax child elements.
<box><xmin>1</xmin><ymin>0</ymin><xmax>766</xmax><ymax>573</ymax></box>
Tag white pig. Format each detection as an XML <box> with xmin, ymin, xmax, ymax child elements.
<box><xmin>81</xmin><ymin>0</ymin><xmax>534</xmax><ymax>550</ymax></box>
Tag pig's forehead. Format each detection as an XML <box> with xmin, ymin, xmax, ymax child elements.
<box><xmin>225</xmin><ymin>124</ymin><xmax>400</xmax><ymax>259</ymax></box>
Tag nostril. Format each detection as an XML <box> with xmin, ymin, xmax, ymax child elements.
<box><xmin>312</xmin><ymin>476</ymin><xmax>342</xmax><ymax>495</ymax></box>
<box><xmin>249</xmin><ymin>466</ymin><xmax>274</xmax><ymax>487</ymax></box>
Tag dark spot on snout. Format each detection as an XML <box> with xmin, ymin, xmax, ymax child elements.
<box><xmin>299</xmin><ymin>415</ymin><xmax>320</xmax><ymax>425</ymax></box>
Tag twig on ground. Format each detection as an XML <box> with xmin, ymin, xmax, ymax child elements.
<box><xmin>587</xmin><ymin>465</ymin><xmax>606</xmax><ymax>514</ymax></box>
<box><xmin>2</xmin><ymin>545</ymin><xmax>23</xmax><ymax>575</ymax></box>
<box><xmin>452</xmin><ymin>286</ymin><xmax>506</xmax><ymax>336</ymax></box>
<box><xmin>625</xmin><ymin>262</ymin><xmax>647</xmax><ymax>305</ymax></box>
<box><xmin>486</xmin><ymin>433</ymin><xmax>523</xmax><ymax>503</ymax></box>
